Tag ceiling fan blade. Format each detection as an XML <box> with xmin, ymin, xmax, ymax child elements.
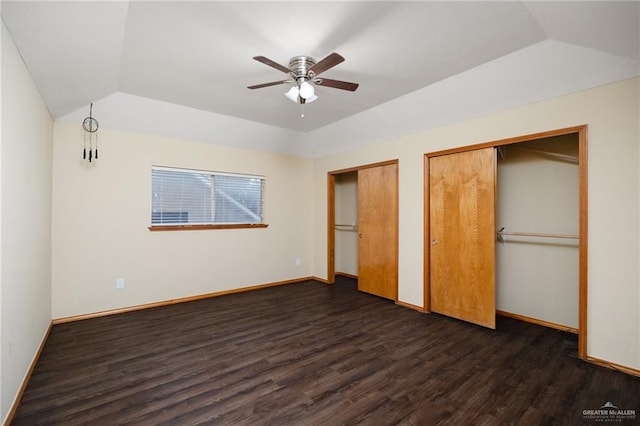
<box><xmin>253</xmin><ymin>56</ymin><xmax>291</xmax><ymax>74</ymax></box>
<box><xmin>247</xmin><ymin>80</ymin><xmax>290</xmax><ymax>89</ymax></box>
<box><xmin>308</xmin><ymin>52</ymin><xmax>345</xmax><ymax>76</ymax></box>
<box><xmin>315</xmin><ymin>78</ymin><xmax>359</xmax><ymax>92</ymax></box>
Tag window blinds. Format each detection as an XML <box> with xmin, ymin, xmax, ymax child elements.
<box><xmin>151</xmin><ymin>166</ymin><xmax>265</xmax><ymax>226</ymax></box>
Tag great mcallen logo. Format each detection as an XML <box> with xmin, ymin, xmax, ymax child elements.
<box><xmin>582</xmin><ymin>401</ymin><xmax>636</xmax><ymax>422</ymax></box>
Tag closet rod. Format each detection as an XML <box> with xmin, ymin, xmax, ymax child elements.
<box><xmin>335</xmin><ymin>224</ymin><xmax>358</xmax><ymax>232</ymax></box>
<box><xmin>497</xmin><ymin>230</ymin><xmax>578</xmax><ymax>240</ymax></box>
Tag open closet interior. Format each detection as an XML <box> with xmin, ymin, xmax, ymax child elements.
<box><xmin>334</xmin><ymin>171</ymin><xmax>358</xmax><ymax>277</ymax></box>
<box><xmin>426</xmin><ymin>127</ymin><xmax>585</xmax><ymax>356</ymax></box>
<box><xmin>496</xmin><ymin>134</ymin><xmax>580</xmax><ymax>332</ymax></box>
<box><xmin>329</xmin><ymin>161</ymin><xmax>398</xmax><ymax>300</ymax></box>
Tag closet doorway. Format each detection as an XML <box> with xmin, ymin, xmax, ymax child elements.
<box><xmin>328</xmin><ymin>160</ymin><xmax>398</xmax><ymax>301</ymax></box>
<box><xmin>424</xmin><ymin>126</ymin><xmax>587</xmax><ymax>359</ymax></box>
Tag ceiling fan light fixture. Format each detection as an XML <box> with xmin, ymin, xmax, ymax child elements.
<box><xmin>298</xmin><ymin>81</ymin><xmax>315</xmax><ymax>99</ymax></box>
<box><xmin>285</xmin><ymin>86</ymin><xmax>299</xmax><ymax>102</ymax></box>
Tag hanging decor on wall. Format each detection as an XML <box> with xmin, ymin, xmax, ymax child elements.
<box><xmin>82</xmin><ymin>103</ymin><xmax>99</xmax><ymax>162</ymax></box>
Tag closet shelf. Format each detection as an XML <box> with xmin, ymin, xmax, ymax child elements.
<box><xmin>498</xmin><ymin>146</ymin><xmax>578</xmax><ymax>164</ymax></box>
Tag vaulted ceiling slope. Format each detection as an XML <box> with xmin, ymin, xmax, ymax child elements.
<box><xmin>2</xmin><ymin>1</ymin><xmax>639</xmax><ymax>158</ymax></box>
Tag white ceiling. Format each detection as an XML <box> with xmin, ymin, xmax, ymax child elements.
<box><xmin>2</xmin><ymin>1</ymin><xmax>639</xmax><ymax>157</ymax></box>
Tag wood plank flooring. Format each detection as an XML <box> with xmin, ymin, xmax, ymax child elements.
<box><xmin>12</xmin><ymin>277</ymin><xmax>640</xmax><ymax>425</ymax></box>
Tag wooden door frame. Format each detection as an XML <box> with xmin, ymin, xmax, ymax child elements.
<box><xmin>424</xmin><ymin>125</ymin><xmax>588</xmax><ymax>360</ymax></box>
<box><xmin>327</xmin><ymin>159</ymin><xmax>399</xmax><ymax>285</ymax></box>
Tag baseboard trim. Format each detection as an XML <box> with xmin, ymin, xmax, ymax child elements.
<box><xmin>396</xmin><ymin>300</ymin><xmax>426</xmax><ymax>313</ymax></box>
<box><xmin>587</xmin><ymin>356</ymin><xmax>640</xmax><ymax>378</ymax></box>
<box><xmin>335</xmin><ymin>272</ymin><xmax>358</xmax><ymax>280</ymax></box>
<box><xmin>53</xmin><ymin>277</ymin><xmax>315</xmax><ymax>324</ymax></box>
<box><xmin>496</xmin><ymin>310</ymin><xmax>578</xmax><ymax>334</ymax></box>
<box><xmin>4</xmin><ymin>321</ymin><xmax>53</xmax><ymax>426</ymax></box>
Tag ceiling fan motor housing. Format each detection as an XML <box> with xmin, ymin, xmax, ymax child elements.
<box><xmin>289</xmin><ymin>56</ymin><xmax>317</xmax><ymax>81</ymax></box>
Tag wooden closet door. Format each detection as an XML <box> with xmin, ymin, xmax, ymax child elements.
<box><xmin>430</xmin><ymin>148</ymin><xmax>496</xmax><ymax>328</ymax></box>
<box><xmin>358</xmin><ymin>163</ymin><xmax>398</xmax><ymax>300</ymax></box>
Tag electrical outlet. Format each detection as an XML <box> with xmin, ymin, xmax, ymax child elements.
<box><xmin>116</xmin><ymin>278</ymin><xmax>125</xmax><ymax>289</ymax></box>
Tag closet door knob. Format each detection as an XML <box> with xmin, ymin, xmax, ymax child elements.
<box><xmin>432</xmin><ymin>239</ymin><xmax>439</xmax><ymax>245</ymax></box>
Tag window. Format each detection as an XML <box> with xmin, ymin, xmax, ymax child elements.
<box><xmin>150</xmin><ymin>166</ymin><xmax>266</xmax><ymax>230</ymax></box>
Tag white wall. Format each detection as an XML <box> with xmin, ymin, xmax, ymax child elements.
<box><xmin>51</xmin><ymin>122</ymin><xmax>313</xmax><ymax>319</ymax></box>
<box><xmin>496</xmin><ymin>138</ymin><xmax>579</xmax><ymax>329</ymax></box>
<box><xmin>1</xmin><ymin>24</ymin><xmax>53</xmax><ymax>422</ymax></box>
<box><xmin>312</xmin><ymin>78</ymin><xmax>639</xmax><ymax>370</ymax></box>
<box><xmin>335</xmin><ymin>172</ymin><xmax>358</xmax><ymax>276</ymax></box>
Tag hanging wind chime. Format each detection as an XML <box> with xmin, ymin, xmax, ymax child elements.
<box><xmin>82</xmin><ymin>103</ymin><xmax>99</xmax><ymax>162</ymax></box>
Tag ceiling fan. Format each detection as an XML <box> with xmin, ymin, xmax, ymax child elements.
<box><xmin>247</xmin><ymin>52</ymin><xmax>359</xmax><ymax>106</ymax></box>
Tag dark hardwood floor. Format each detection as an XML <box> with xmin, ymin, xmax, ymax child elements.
<box><xmin>12</xmin><ymin>277</ymin><xmax>640</xmax><ymax>425</ymax></box>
